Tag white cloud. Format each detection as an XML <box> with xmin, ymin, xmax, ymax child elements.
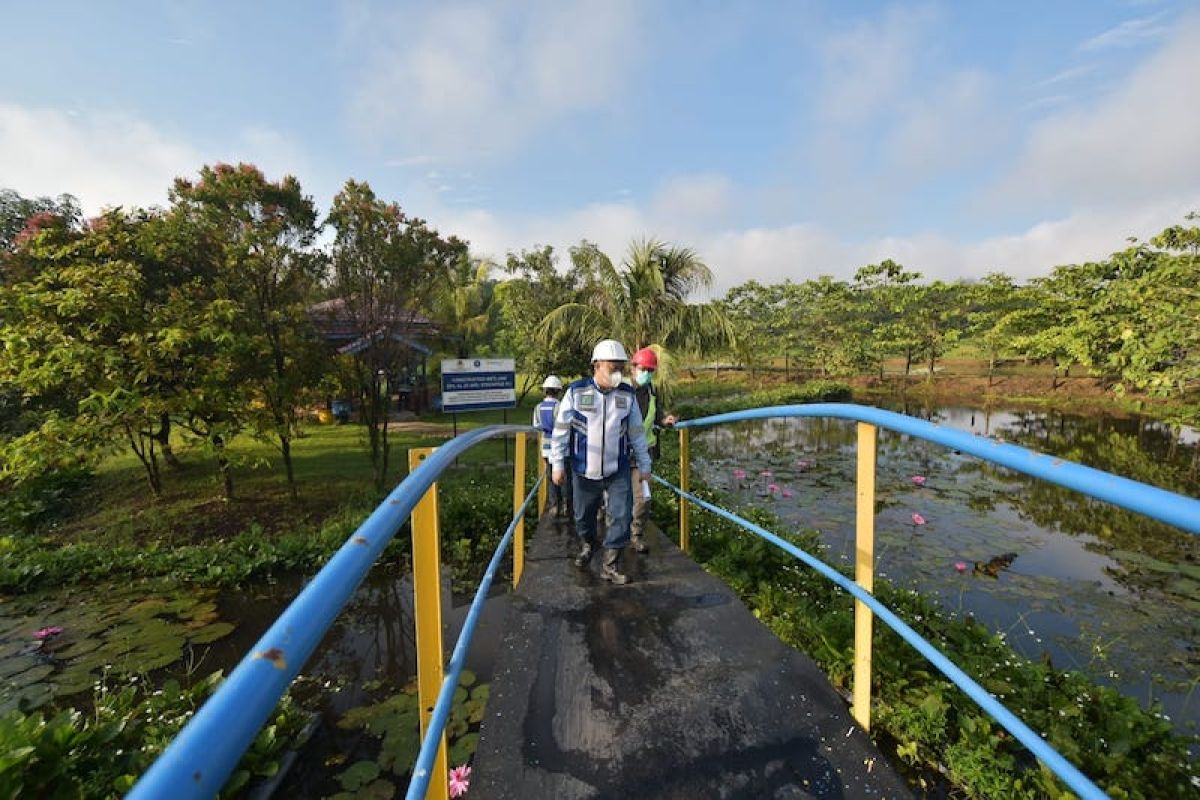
<box><xmin>346</xmin><ymin>0</ymin><xmax>641</xmax><ymax>159</ymax></box>
<box><xmin>995</xmin><ymin>17</ymin><xmax>1200</xmax><ymax>209</ymax></box>
<box><xmin>1079</xmin><ymin>14</ymin><xmax>1171</xmax><ymax>51</ymax></box>
<box><xmin>428</xmin><ymin>173</ymin><xmax>1198</xmax><ymax>298</ymax></box>
<box><xmin>0</xmin><ymin>103</ymin><xmax>198</xmax><ymax>212</ymax></box>
<box><xmin>0</xmin><ymin>103</ymin><xmax>322</xmax><ymax>214</ymax></box>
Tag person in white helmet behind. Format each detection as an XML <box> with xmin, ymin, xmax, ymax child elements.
<box><xmin>550</xmin><ymin>338</ymin><xmax>652</xmax><ymax>584</ymax></box>
<box><xmin>533</xmin><ymin>375</ymin><xmax>571</xmax><ymax>517</ymax></box>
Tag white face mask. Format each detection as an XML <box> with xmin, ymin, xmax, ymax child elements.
<box><xmin>607</xmin><ymin>370</ymin><xmax>624</xmax><ymax>389</ymax></box>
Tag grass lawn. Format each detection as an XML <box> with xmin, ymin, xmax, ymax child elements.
<box><xmin>55</xmin><ymin>401</ymin><xmax>545</xmax><ymax>550</ymax></box>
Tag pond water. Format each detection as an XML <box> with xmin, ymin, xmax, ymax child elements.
<box><xmin>0</xmin><ymin>566</ymin><xmax>508</xmax><ymax>797</ymax></box>
<box><xmin>693</xmin><ymin>403</ymin><xmax>1200</xmax><ymax>738</ymax></box>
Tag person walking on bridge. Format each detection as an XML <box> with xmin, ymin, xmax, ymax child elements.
<box><xmin>628</xmin><ymin>347</ymin><xmax>677</xmax><ymax>553</ymax></box>
<box><xmin>534</xmin><ymin>375</ymin><xmax>571</xmax><ymax>518</ymax></box>
<box><xmin>550</xmin><ymin>339</ymin><xmax>652</xmax><ymax>585</ymax></box>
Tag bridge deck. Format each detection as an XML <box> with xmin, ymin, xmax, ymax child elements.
<box><xmin>471</xmin><ymin>513</ymin><xmax>912</xmax><ymax>799</ymax></box>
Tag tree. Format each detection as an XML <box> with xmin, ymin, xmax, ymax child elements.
<box><xmin>494</xmin><ymin>245</ymin><xmax>592</xmax><ymax>399</ymax></box>
<box><xmin>539</xmin><ymin>238</ymin><xmax>735</xmax><ymax>379</ymax></box>
<box><xmin>165</xmin><ymin>163</ymin><xmax>323</xmax><ymax>499</ymax></box>
<box><xmin>434</xmin><ymin>253</ymin><xmax>497</xmax><ymax>358</ymax></box>
<box><xmin>965</xmin><ymin>273</ymin><xmax>1028</xmax><ymax>386</ymax></box>
<box><xmin>0</xmin><ymin>208</ymin><xmax>176</xmax><ymax>495</ymax></box>
<box><xmin>853</xmin><ymin>259</ymin><xmax>922</xmax><ymax>376</ymax></box>
<box><xmin>326</xmin><ymin>180</ymin><xmax>466</xmax><ymax>491</ymax></box>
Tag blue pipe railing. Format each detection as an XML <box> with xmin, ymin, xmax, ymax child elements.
<box><xmin>128</xmin><ymin>423</ymin><xmax>535</xmax><ymax>800</ymax></box>
<box><xmin>653</xmin><ymin>475</ymin><xmax>1110</xmax><ymax>799</ymax></box>
<box><xmin>674</xmin><ymin>404</ymin><xmax>1200</xmax><ymax>535</ymax></box>
<box><xmin>404</xmin><ymin>475</ymin><xmax>543</xmax><ymax>800</ymax></box>
<box><xmin>662</xmin><ymin>402</ymin><xmax>1200</xmax><ymax>800</ymax></box>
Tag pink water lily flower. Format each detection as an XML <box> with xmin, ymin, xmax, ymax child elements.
<box><xmin>781</xmin><ymin>489</ymin><xmax>794</xmax><ymax>498</ymax></box>
<box><xmin>911</xmin><ymin>513</ymin><xmax>926</xmax><ymax>526</ymax></box>
<box><xmin>954</xmin><ymin>561</ymin><xmax>968</xmax><ymax>573</ymax></box>
<box><xmin>796</xmin><ymin>459</ymin><xmax>812</xmax><ymax>469</ymax></box>
<box><xmin>33</xmin><ymin>626</ymin><xmax>63</xmax><ymax>639</ymax></box>
<box><xmin>449</xmin><ymin>764</ymin><xmax>472</xmax><ymax>797</ymax></box>
<box><xmin>760</xmin><ymin>470</ymin><xmax>773</xmax><ymax>477</ymax></box>
<box><xmin>911</xmin><ymin>475</ymin><xmax>927</xmax><ymax>486</ymax></box>
<box><xmin>767</xmin><ymin>483</ymin><xmax>779</xmax><ymax>494</ymax></box>
<box><xmin>732</xmin><ymin>468</ymin><xmax>746</xmax><ymax>480</ymax></box>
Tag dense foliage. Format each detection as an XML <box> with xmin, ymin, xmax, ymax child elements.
<box><xmin>651</xmin><ymin>446</ymin><xmax>1199</xmax><ymax>800</ymax></box>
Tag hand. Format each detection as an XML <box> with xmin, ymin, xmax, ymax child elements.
<box><xmin>552</xmin><ymin>468</ymin><xmax>565</xmax><ymax>486</ymax></box>
<box><xmin>664</xmin><ymin>414</ymin><xmax>677</xmax><ymax>427</ymax></box>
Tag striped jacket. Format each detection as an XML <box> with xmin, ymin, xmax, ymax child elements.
<box><xmin>550</xmin><ymin>377</ymin><xmax>651</xmax><ymax>480</ymax></box>
<box><xmin>533</xmin><ymin>397</ymin><xmax>558</xmax><ymax>457</ymax></box>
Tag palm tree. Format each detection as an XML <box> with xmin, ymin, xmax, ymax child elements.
<box><xmin>434</xmin><ymin>254</ymin><xmax>496</xmax><ymax>357</ymax></box>
<box><xmin>539</xmin><ymin>238</ymin><xmax>735</xmax><ymax>363</ymax></box>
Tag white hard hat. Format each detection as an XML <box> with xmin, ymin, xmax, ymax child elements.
<box><xmin>542</xmin><ymin>375</ymin><xmax>563</xmax><ymax>389</ymax></box>
<box><xmin>591</xmin><ymin>338</ymin><xmax>629</xmax><ymax>362</ymax></box>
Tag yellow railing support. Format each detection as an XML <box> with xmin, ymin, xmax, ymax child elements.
<box><xmin>537</xmin><ymin>448</ymin><xmax>548</xmax><ymax>517</ymax></box>
<box><xmin>679</xmin><ymin>428</ymin><xmax>690</xmax><ymax>553</ymax></box>
<box><xmin>852</xmin><ymin>422</ymin><xmax>877</xmax><ymax>731</ymax></box>
<box><xmin>408</xmin><ymin>447</ymin><xmax>448</xmax><ymax>800</ymax></box>
<box><xmin>513</xmin><ymin>432</ymin><xmax>526</xmax><ymax>587</ymax></box>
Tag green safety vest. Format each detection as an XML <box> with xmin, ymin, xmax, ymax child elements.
<box><xmin>643</xmin><ymin>390</ymin><xmax>657</xmax><ymax>448</ymax></box>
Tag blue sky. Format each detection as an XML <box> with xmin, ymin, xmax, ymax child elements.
<box><xmin>2</xmin><ymin>1</ymin><xmax>1198</xmax><ymax>294</ymax></box>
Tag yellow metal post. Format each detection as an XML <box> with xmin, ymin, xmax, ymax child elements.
<box><xmin>408</xmin><ymin>447</ymin><xmax>448</xmax><ymax>800</ymax></box>
<box><xmin>679</xmin><ymin>428</ymin><xmax>690</xmax><ymax>553</ymax></box>
<box><xmin>513</xmin><ymin>432</ymin><xmax>526</xmax><ymax>587</ymax></box>
<box><xmin>852</xmin><ymin>423</ymin><xmax>877</xmax><ymax>731</ymax></box>
<box><xmin>537</xmin><ymin>451</ymin><xmax>548</xmax><ymax>518</ymax></box>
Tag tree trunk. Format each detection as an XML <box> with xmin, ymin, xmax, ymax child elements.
<box><xmin>155</xmin><ymin>413</ymin><xmax>182</xmax><ymax>470</ymax></box>
<box><xmin>987</xmin><ymin>354</ymin><xmax>995</xmax><ymax>388</ymax></box>
<box><xmin>281</xmin><ymin>434</ymin><xmax>297</xmax><ymax>500</ymax></box>
<box><xmin>213</xmin><ymin>436</ymin><xmax>235</xmax><ymax>501</ymax></box>
<box><xmin>126</xmin><ymin>424</ymin><xmax>162</xmax><ymax>497</ymax></box>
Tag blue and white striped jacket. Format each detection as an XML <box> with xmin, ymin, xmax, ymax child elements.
<box><xmin>549</xmin><ymin>377</ymin><xmax>651</xmax><ymax>479</ymax></box>
<box><xmin>533</xmin><ymin>397</ymin><xmax>558</xmax><ymax>457</ymax></box>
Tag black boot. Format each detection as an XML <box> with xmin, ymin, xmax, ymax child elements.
<box><xmin>574</xmin><ymin>541</ymin><xmax>593</xmax><ymax>568</ymax></box>
<box><xmin>601</xmin><ymin>548</ymin><xmax>629</xmax><ymax>584</ymax></box>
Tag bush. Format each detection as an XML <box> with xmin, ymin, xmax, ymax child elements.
<box><xmin>672</xmin><ymin>380</ymin><xmax>851</xmax><ymax>420</ymax></box>
<box><xmin>0</xmin><ymin>467</ymin><xmax>93</xmax><ymax>535</ymax></box>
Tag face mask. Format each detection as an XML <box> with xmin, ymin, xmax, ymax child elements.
<box><xmin>608</xmin><ymin>370</ymin><xmax>624</xmax><ymax>389</ymax></box>
<box><xmin>635</xmin><ymin>370</ymin><xmax>652</xmax><ymax>387</ymax></box>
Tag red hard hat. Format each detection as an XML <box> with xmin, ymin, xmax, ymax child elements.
<box><xmin>631</xmin><ymin>347</ymin><xmax>658</xmax><ymax>369</ymax></box>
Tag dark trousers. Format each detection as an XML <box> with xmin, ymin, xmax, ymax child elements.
<box><xmin>544</xmin><ymin>457</ymin><xmax>572</xmax><ymax>510</ymax></box>
<box><xmin>573</xmin><ymin>469</ymin><xmax>633</xmax><ymax>550</ymax></box>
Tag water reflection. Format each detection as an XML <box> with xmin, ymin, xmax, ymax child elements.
<box><xmin>205</xmin><ymin>568</ymin><xmax>509</xmax><ymax>797</ymax></box>
<box><xmin>693</xmin><ymin>405</ymin><xmax>1200</xmax><ymax>736</ymax></box>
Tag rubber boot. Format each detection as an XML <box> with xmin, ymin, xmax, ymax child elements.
<box><xmin>601</xmin><ymin>548</ymin><xmax>629</xmax><ymax>585</ymax></box>
<box><xmin>573</xmin><ymin>541</ymin><xmax>593</xmax><ymax>568</ymax></box>
<box><xmin>631</xmin><ymin>532</ymin><xmax>649</xmax><ymax>554</ymax></box>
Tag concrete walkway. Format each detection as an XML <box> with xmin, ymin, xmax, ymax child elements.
<box><xmin>471</xmin><ymin>513</ymin><xmax>913</xmax><ymax>799</ymax></box>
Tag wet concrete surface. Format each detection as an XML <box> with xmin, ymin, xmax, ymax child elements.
<box><xmin>472</xmin><ymin>514</ymin><xmax>913</xmax><ymax>799</ymax></box>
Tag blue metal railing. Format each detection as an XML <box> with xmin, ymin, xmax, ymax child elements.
<box><xmin>128</xmin><ymin>424</ymin><xmax>535</xmax><ymax>800</ymax></box>
<box><xmin>404</xmin><ymin>475</ymin><xmax>542</xmax><ymax>800</ymax></box>
<box><xmin>662</xmin><ymin>403</ymin><xmax>1200</xmax><ymax>800</ymax></box>
<box><xmin>674</xmin><ymin>404</ymin><xmax>1200</xmax><ymax>534</ymax></box>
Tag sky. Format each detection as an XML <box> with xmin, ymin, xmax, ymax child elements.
<box><xmin>2</xmin><ymin>0</ymin><xmax>1198</xmax><ymax>296</ymax></box>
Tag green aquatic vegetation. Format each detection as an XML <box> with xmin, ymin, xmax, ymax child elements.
<box><xmin>0</xmin><ymin>583</ymin><xmax>239</xmax><ymax>712</ymax></box>
<box><xmin>651</xmin><ymin>455</ymin><xmax>1199</xmax><ymax>800</ymax></box>
<box><xmin>0</xmin><ymin>670</ymin><xmax>312</xmax><ymax>799</ymax></box>
<box><xmin>335</xmin><ymin>670</ymin><xmax>489</xmax><ymax>786</ymax></box>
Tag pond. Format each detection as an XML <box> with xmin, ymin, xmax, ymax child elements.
<box><xmin>693</xmin><ymin>403</ymin><xmax>1200</xmax><ymax>738</ymax></box>
<box><xmin>0</xmin><ymin>566</ymin><xmax>509</xmax><ymax>797</ymax></box>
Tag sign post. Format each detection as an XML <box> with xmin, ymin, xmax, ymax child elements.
<box><xmin>440</xmin><ymin>358</ymin><xmax>517</xmax><ymax>413</ymax></box>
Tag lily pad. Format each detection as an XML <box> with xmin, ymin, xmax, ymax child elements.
<box><xmin>448</xmin><ymin>732</ymin><xmax>479</xmax><ymax>765</ymax></box>
<box><xmin>357</xmin><ymin>780</ymin><xmax>396</xmax><ymax>800</ymax></box>
<box><xmin>0</xmin><ymin>682</ymin><xmax>53</xmax><ymax>715</ymax></box>
<box><xmin>188</xmin><ymin>621</ymin><xmax>236</xmax><ymax>645</ymax></box>
<box><xmin>338</xmin><ymin>761</ymin><xmax>381</xmax><ymax>792</ymax></box>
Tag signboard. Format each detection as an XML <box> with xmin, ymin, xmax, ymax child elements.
<box><xmin>440</xmin><ymin>357</ymin><xmax>516</xmax><ymax>413</ymax></box>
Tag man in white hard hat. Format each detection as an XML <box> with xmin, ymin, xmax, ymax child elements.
<box><xmin>534</xmin><ymin>375</ymin><xmax>571</xmax><ymax>517</ymax></box>
<box><xmin>550</xmin><ymin>338</ymin><xmax>652</xmax><ymax>584</ymax></box>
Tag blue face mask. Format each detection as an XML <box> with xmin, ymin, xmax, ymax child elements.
<box><xmin>635</xmin><ymin>370</ymin><xmax>652</xmax><ymax>387</ymax></box>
